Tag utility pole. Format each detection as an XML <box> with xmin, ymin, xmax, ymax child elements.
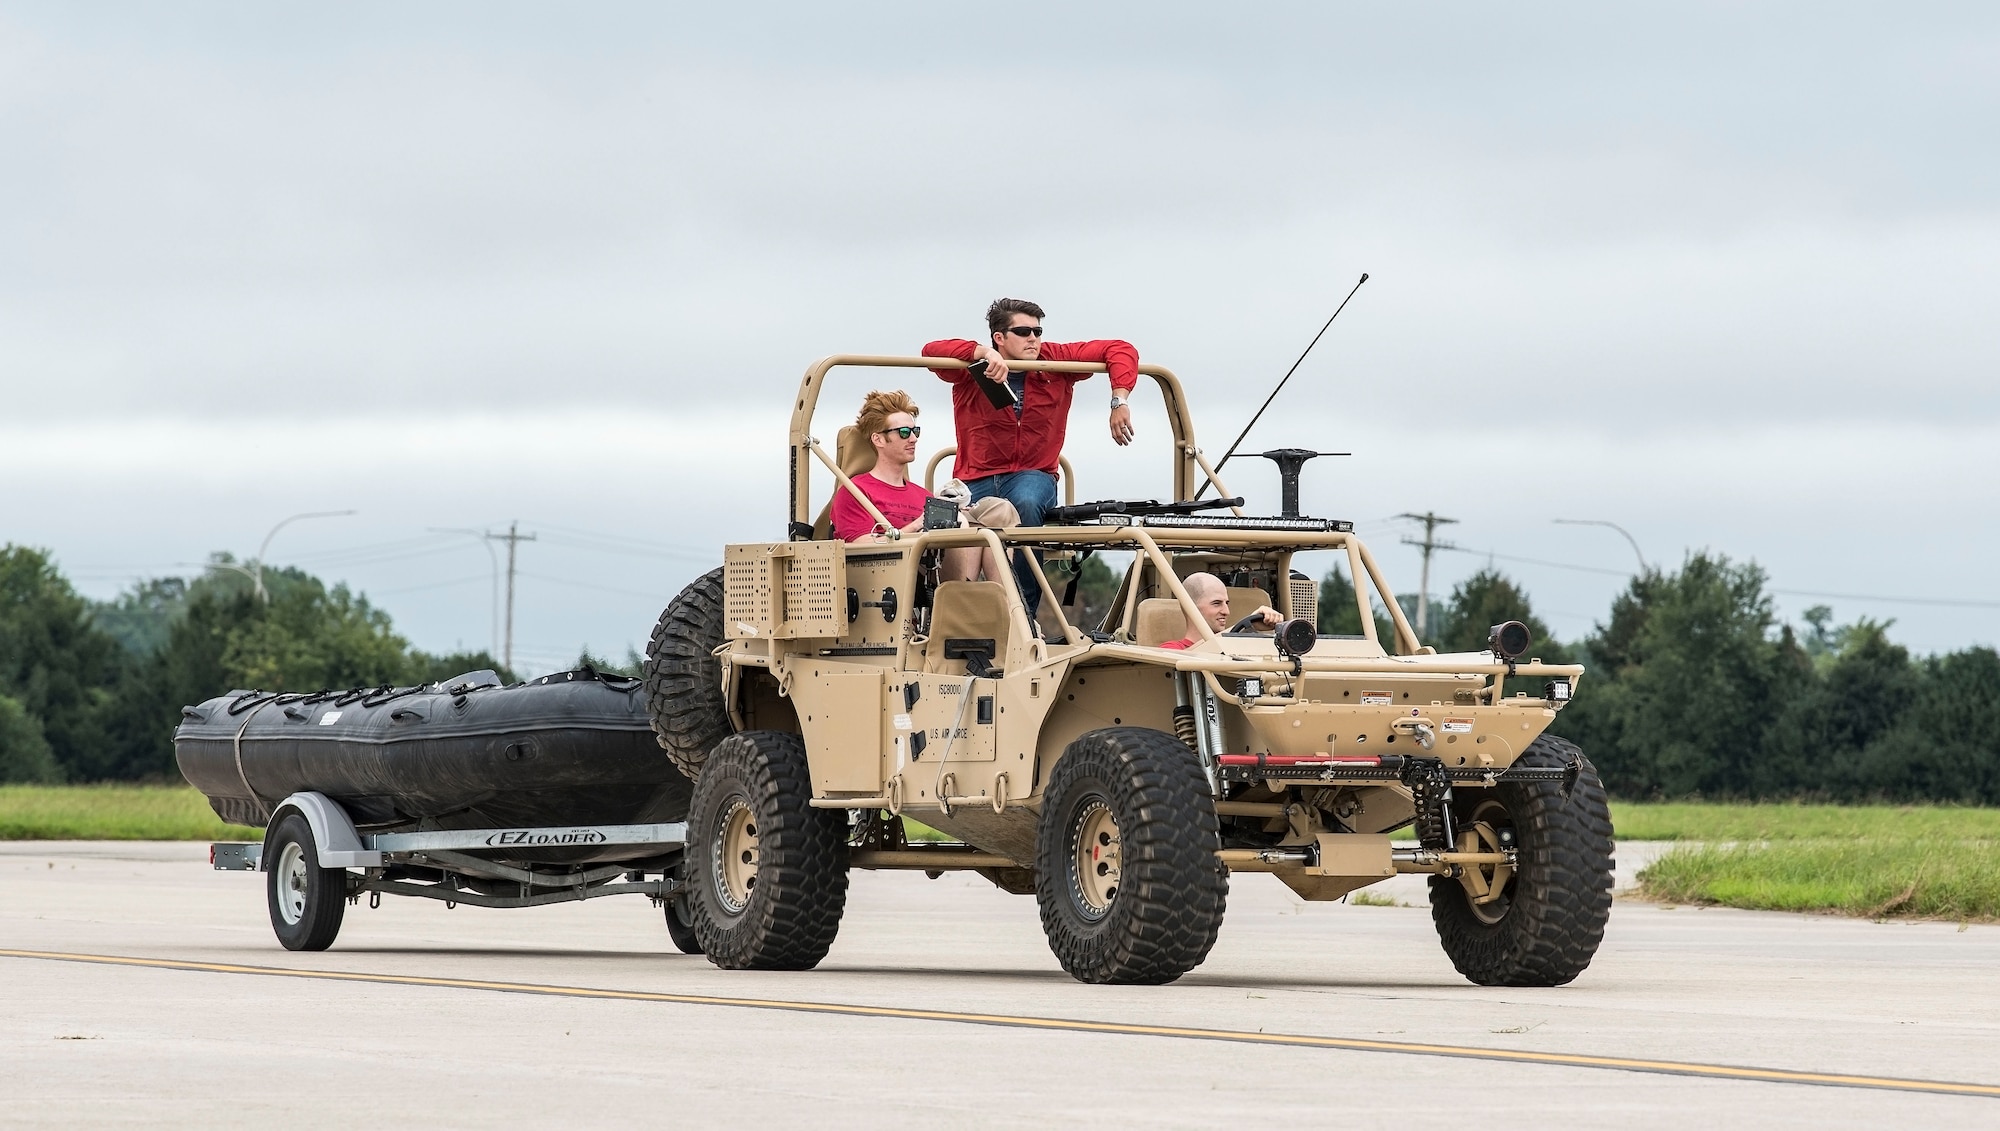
<box><xmin>1397</xmin><ymin>512</ymin><xmax>1459</xmax><ymax>639</ymax></box>
<box><xmin>485</xmin><ymin>521</ymin><xmax>536</xmax><ymax>671</ymax></box>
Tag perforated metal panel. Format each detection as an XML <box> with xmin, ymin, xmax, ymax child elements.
<box><xmin>724</xmin><ymin>541</ymin><xmax>847</xmax><ymax>640</ymax></box>
<box><xmin>1289</xmin><ymin>572</ymin><xmax>1319</xmax><ymax>625</ymax></box>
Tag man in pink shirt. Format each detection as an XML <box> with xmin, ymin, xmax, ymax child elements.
<box><xmin>831</xmin><ymin>390</ymin><xmax>1012</xmax><ymax>583</ymax></box>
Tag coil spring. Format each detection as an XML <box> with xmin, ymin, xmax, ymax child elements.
<box><xmin>1172</xmin><ymin>705</ymin><xmax>1200</xmax><ymax>752</ymax></box>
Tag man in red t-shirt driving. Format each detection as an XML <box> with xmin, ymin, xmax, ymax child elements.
<box><xmin>924</xmin><ymin>298</ymin><xmax>1140</xmax><ymax>617</ymax></box>
<box><xmin>1160</xmin><ymin>573</ymin><xmax>1282</xmax><ymax>650</ymax></box>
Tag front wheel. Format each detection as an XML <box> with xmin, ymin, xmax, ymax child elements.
<box><xmin>1429</xmin><ymin>734</ymin><xmax>1614</xmax><ymax>987</ymax></box>
<box><xmin>265</xmin><ymin>813</ymin><xmax>347</xmax><ymax>952</ymax></box>
<box><xmin>1034</xmin><ymin>727</ymin><xmax>1227</xmax><ymax>985</ymax></box>
<box><xmin>686</xmin><ymin>731</ymin><xmax>849</xmax><ymax>970</ymax></box>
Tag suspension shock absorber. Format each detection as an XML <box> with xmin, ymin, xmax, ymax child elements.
<box><xmin>1172</xmin><ymin>705</ymin><xmax>1200</xmax><ymax>751</ymax></box>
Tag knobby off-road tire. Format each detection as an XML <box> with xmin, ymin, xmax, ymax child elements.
<box><xmin>265</xmin><ymin>813</ymin><xmax>346</xmax><ymax>952</ymax></box>
<box><xmin>1035</xmin><ymin>727</ymin><xmax>1228</xmax><ymax>985</ymax></box>
<box><xmin>1430</xmin><ymin>734</ymin><xmax>1614</xmax><ymax>987</ymax></box>
<box><xmin>644</xmin><ymin>566</ymin><xmax>734</xmax><ymax>781</ymax></box>
<box><xmin>687</xmin><ymin>731</ymin><xmax>849</xmax><ymax>970</ymax></box>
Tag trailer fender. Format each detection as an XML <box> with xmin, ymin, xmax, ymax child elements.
<box><xmin>263</xmin><ymin>792</ymin><xmax>382</xmax><ymax>870</ymax></box>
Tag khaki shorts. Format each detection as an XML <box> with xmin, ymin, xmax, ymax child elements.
<box><xmin>964</xmin><ymin>497</ymin><xmax>1020</xmax><ymax>529</ymax></box>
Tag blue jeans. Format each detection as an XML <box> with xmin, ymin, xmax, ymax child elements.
<box><xmin>967</xmin><ymin>470</ymin><xmax>1058</xmax><ymax>622</ymax></box>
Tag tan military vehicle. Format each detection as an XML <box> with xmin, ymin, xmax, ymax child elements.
<box><xmin>643</xmin><ymin>355</ymin><xmax>1613</xmax><ymax>986</ymax></box>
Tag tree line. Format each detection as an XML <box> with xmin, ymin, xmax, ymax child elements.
<box><xmin>4</xmin><ymin>541</ymin><xmax>1997</xmax><ymax>802</ymax></box>
<box><xmin>0</xmin><ymin>546</ymin><xmax>507</xmax><ymax>782</ymax></box>
<box><xmin>1322</xmin><ymin>554</ymin><xmax>2000</xmax><ymax>803</ymax></box>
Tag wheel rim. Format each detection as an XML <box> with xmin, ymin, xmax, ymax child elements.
<box><xmin>1067</xmin><ymin>798</ymin><xmax>1121</xmax><ymax>921</ymax></box>
<box><xmin>1464</xmin><ymin>798</ymin><xmax>1517</xmax><ymax>926</ymax></box>
<box><xmin>711</xmin><ymin>797</ymin><xmax>759</xmax><ymax>916</ymax></box>
<box><xmin>275</xmin><ymin>841</ymin><xmax>308</xmax><ymax>925</ymax></box>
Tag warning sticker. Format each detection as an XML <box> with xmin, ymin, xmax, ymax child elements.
<box><xmin>1360</xmin><ymin>691</ymin><xmax>1393</xmax><ymax>706</ymax></box>
<box><xmin>319</xmin><ymin>711</ymin><xmax>342</xmax><ymax>726</ymax></box>
<box><xmin>1443</xmin><ymin>718</ymin><xmax>1474</xmax><ymax>734</ymax></box>
<box><xmin>892</xmin><ymin>713</ymin><xmax>912</xmax><ymax>731</ymax></box>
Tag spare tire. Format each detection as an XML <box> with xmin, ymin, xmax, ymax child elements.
<box><xmin>644</xmin><ymin>566</ymin><xmax>734</xmax><ymax>780</ymax></box>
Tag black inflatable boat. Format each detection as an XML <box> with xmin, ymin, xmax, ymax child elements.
<box><xmin>176</xmin><ymin>668</ymin><xmax>691</xmax><ymax>863</ymax></box>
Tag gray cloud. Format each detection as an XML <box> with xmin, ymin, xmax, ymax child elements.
<box><xmin>3</xmin><ymin>2</ymin><xmax>1995</xmax><ymax>664</ymax></box>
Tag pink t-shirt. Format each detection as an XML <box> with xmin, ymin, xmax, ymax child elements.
<box><xmin>831</xmin><ymin>471</ymin><xmax>932</xmax><ymax>542</ymax></box>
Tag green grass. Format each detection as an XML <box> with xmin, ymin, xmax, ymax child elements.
<box><xmin>1615</xmin><ymin>801</ymin><xmax>2000</xmax><ymax>921</ymax></box>
<box><xmin>0</xmin><ymin>785</ymin><xmax>260</xmax><ymax>841</ymax></box>
<box><xmin>1639</xmin><ymin>839</ymin><xmax>2000</xmax><ymax>921</ymax></box>
<box><xmin>1347</xmin><ymin>890</ymin><xmax>1404</xmax><ymax>907</ymax></box>
<box><xmin>1609</xmin><ymin>801</ymin><xmax>2000</xmax><ymax>842</ymax></box>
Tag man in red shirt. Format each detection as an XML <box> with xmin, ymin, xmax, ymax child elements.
<box><xmin>1160</xmin><ymin>573</ymin><xmax>1283</xmax><ymax>650</ymax></box>
<box><xmin>924</xmin><ymin>298</ymin><xmax>1140</xmax><ymax>617</ymax></box>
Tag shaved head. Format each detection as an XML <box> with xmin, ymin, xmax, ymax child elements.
<box><xmin>1182</xmin><ymin>571</ymin><xmax>1233</xmax><ymax>633</ymax></box>
<box><xmin>1183</xmin><ymin>572</ymin><xmax>1224</xmax><ymax>602</ymax></box>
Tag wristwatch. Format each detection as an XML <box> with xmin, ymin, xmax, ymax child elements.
<box><xmin>1109</xmin><ymin>393</ymin><xmax>1130</xmax><ymax>411</ymax></box>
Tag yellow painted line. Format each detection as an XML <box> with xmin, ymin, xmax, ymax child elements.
<box><xmin>5</xmin><ymin>947</ymin><xmax>1997</xmax><ymax>1099</ymax></box>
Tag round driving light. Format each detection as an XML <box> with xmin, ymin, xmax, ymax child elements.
<box><xmin>1274</xmin><ymin>618</ymin><xmax>1318</xmax><ymax>658</ymax></box>
<box><xmin>1488</xmin><ymin>620</ymin><xmax>1532</xmax><ymax>661</ymax></box>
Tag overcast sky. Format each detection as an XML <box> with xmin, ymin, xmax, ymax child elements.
<box><xmin>4</xmin><ymin>2</ymin><xmax>1996</xmax><ymax>672</ymax></box>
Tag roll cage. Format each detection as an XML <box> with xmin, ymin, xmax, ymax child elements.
<box><xmin>782</xmin><ymin>354</ymin><xmax>1583</xmax><ymax>691</ymax></box>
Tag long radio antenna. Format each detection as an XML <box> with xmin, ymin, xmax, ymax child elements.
<box><xmin>1195</xmin><ymin>272</ymin><xmax>1368</xmax><ymax>499</ymax></box>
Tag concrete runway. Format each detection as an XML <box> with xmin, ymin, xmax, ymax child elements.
<box><xmin>3</xmin><ymin>841</ymin><xmax>1997</xmax><ymax>1128</ymax></box>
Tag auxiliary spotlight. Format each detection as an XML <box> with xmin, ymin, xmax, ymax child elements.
<box><xmin>1488</xmin><ymin>620</ymin><xmax>1532</xmax><ymax>661</ymax></box>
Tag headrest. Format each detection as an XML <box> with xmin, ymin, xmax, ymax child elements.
<box><xmin>835</xmin><ymin>425</ymin><xmax>875</xmax><ymax>477</ymax></box>
<box><xmin>1136</xmin><ymin>598</ymin><xmax>1189</xmax><ymax>647</ymax></box>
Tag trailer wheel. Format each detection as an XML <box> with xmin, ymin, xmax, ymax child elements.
<box><xmin>1035</xmin><ymin>727</ymin><xmax>1227</xmax><ymax>985</ymax></box>
<box><xmin>643</xmin><ymin>566</ymin><xmax>735</xmax><ymax>781</ymax></box>
<box><xmin>1429</xmin><ymin>734</ymin><xmax>1614</xmax><ymax>987</ymax></box>
<box><xmin>663</xmin><ymin>860</ymin><xmax>704</xmax><ymax>954</ymax></box>
<box><xmin>265</xmin><ymin>813</ymin><xmax>346</xmax><ymax>951</ymax></box>
<box><xmin>686</xmin><ymin>731</ymin><xmax>848</xmax><ymax>970</ymax></box>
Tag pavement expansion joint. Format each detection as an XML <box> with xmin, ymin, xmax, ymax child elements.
<box><xmin>5</xmin><ymin>947</ymin><xmax>1997</xmax><ymax>1101</ymax></box>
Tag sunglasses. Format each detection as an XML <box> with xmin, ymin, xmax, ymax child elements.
<box><xmin>878</xmin><ymin>425</ymin><xmax>922</xmax><ymax>439</ymax></box>
<box><xmin>1003</xmin><ymin>325</ymin><xmax>1045</xmax><ymax>338</ymax></box>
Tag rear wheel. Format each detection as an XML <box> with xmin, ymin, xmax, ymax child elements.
<box><xmin>1035</xmin><ymin>727</ymin><xmax>1227</xmax><ymax>985</ymax></box>
<box><xmin>1429</xmin><ymin>734</ymin><xmax>1613</xmax><ymax>986</ymax></box>
<box><xmin>686</xmin><ymin>731</ymin><xmax>849</xmax><ymax>970</ymax></box>
<box><xmin>643</xmin><ymin>566</ymin><xmax>734</xmax><ymax>781</ymax></box>
<box><xmin>265</xmin><ymin>813</ymin><xmax>346</xmax><ymax>952</ymax></box>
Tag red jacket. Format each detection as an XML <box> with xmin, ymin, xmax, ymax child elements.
<box><xmin>923</xmin><ymin>338</ymin><xmax>1139</xmax><ymax>480</ymax></box>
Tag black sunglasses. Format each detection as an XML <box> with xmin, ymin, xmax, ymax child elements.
<box><xmin>1003</xmin><ymin>325</ymin><xmax>1045</xmax><ymax>338</ymax></box>
<box><xmin>878</xmin><ymin>425</ymin><xmax>921</xmax><ymax>439</ymax></box>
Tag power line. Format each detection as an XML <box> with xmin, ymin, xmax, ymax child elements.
<box><xmin>517</xmin><ymin>571</ymin><xmax>666</xmax><ymax>601</ymax></box>
<box><xmin>368</xmin><ymin>573</ymin><xmax>492</xmax><ymax>598</ymax></box>
<box><xmin>1770</xmin><ymin>588</ymin><xmax>2000</xmax><ymax>611</ymax></box>
<box><xmin>1434</xmin><ymin>544</ymin><xmax>2000</xmax><ymax>608</ymax></box>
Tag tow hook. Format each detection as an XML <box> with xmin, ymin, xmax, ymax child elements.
<box><xmin>1391</xmin><ymin>713</ymin><xmax>1437</xmax><ymax>751</ymax></box>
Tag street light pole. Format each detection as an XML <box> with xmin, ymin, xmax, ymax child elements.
<box><xmin>429</xmin><ymin>527</ymin><xmax>502</xmax><ymax>659</ymax></box>
<box><xmin>253</xmin><ymin>510</ymin><xmax>358</xmax><ymax>602</ymax></box>
<box><xmin>1553</xmin><ymin>518</ymin><xmax>1647</xmax><ymax>573</ymax></box>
